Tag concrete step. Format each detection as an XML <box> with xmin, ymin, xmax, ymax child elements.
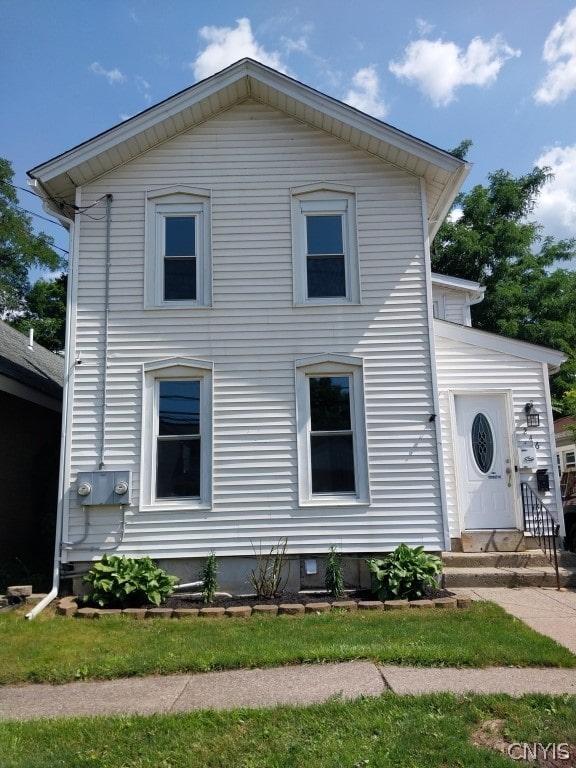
<box><xmin>442</xmin><ymin>565</ymin><xmax>576</xmax><ymax>589</ymax></box>
<box><xmin>442</xmin><ymin>551</ymin><xmax>550</xmax><ymax>568</ymax></box>
<box><xmin>442</xmin><ymin>547</ymin><xmax>576</xmax><ymax>589</ymax></box>
<box><xmin>460</xmin><ymin>529</ymin><xmax>525</xmax><ymax>552</ymax></box>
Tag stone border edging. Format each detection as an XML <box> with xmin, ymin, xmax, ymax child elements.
<box><xmin>57</xmin><ymin>595</ymin><xmax>472</xmax><ymax>618</ymax></box>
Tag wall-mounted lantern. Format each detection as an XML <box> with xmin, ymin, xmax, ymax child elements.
<box><xmin>524</xmin><ymin>401</ymin><xmax>540</xmax><ymax>428</ymax></box>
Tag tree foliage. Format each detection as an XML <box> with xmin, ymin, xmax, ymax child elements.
<box><xmin>10</xmin><ymin>273</ymin><xmax>67</xmax><ymax>352</ymax></box>
<box><xmin>0</xmin><ymin>157</ymin><xmax>66</xmax><ymax>349</ymax></box>
<box><xmin>432</xmin><ymin>152</ymin><xmax>576</xmax><ymax>408</ymax></box>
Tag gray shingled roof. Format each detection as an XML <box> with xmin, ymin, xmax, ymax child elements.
<box><xmin>0</xmin><ymin>320</ymin><xmax>64</xmax><ymax>400</ymax></box>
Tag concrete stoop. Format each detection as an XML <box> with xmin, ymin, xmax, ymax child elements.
<box><xmin>442</xmin><ymin>549</ymin><xmax>576</xmax><ymax>589</ymax></box>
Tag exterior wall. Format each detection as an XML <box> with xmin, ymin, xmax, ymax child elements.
<box><xmin>431</xmin><ymin>286</ymin><xmax>471</xmax><ymax>326</ymax></box>
<box><xmin>0</xmin><ymin>390</ymin><xmax>61</xmax><ymax>586</ymax></box>
<box><xmin>434</xmin><ymin>333</ymin><xmax>561</xmax><ymax>537</ymax></box>
<box><xmin>62</xmin><ymin>101</ymin><xmax>444</xmax><ymax>567</ymax></box>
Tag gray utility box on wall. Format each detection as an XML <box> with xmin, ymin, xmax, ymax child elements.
<box><xmin>76</xmin><ymin>470</ymin><xmax>132</xmax><ymax>506</ymax></box>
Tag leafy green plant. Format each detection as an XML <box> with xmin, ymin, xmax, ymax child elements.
<box><xmin>83</xmin><ymin>554</ymin><xmax>178</xmax><ymax>608</ymax></box>
<box><xmin>325</xmin><ymin>545</ymin><xmax>345</xmax><ymax>598</ymax></box>
<box><xmin>366</xmin><ymin>544</ymin><xmax>443</xmax><ymax>601</ymax></box>
<box><xmin>200</xmin><ymin>551</ymin><xmax>218</xmax><ymax>604</ymax></box>
<box><xmin>248</xmin><ymin>538</ymin><xmax>289</xmax><ymax>599</ymax></box>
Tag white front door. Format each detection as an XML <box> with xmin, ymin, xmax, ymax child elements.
<box><xmin>455</xmin><ymin>394</ymin><xmax>517</xmax><ymax>529</ymax></box>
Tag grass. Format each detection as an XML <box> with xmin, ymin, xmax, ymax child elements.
<box><xmin>0</xmin><ymin>693</ymin><xmax>575</xmax><ymax>767</ymax></box>
<box><xmin>0</xmin><ymin>601</ymin><xmax>574</xmax><ymax>685</ymax></box>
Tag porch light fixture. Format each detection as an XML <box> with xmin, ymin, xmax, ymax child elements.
<box><xmin>524</xmin><ymin>401</ymin><xmax>540</xmax><ymax>428</ymax></box>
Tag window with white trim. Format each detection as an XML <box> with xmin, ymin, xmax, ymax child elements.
<box><xmin>145</xmin><ymin>186</ymin><xmax>211</xmax><ymax>308</ymax></box>
<box><xmin>292</xmin><ymin>185</ymin><xmax>360</xmax><ymax>305</ymax></box>
<box><xmin>141</xmin><ymin>358</ymin><xmax>213</xmax><ymax>509</ymax></box>
<box><xmin>296</xmin><ymin>355</ymin><xmax>369</xmax><ymax>505</ymax></box>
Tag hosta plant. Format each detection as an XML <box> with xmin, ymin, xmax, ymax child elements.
<box><xmin>83</xmin><ymin>554</ymin><xmax>179</xmax><ymax>608</ymax></box>
<box><xmin>366</xmin><ymin>544</ymin><xmax>443</xmax><ymax>601</ymax></box>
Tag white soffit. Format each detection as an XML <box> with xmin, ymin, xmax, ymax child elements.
<box><xmin>28</xmin><ymin>59</ymin><xmax>468</xmax><ymax>235</ymax></box>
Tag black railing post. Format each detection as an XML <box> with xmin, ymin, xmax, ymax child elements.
<box><xmin>520</xmin><ymin>481</ymin><xmax>561</xmax><ymax>590</ymax></box>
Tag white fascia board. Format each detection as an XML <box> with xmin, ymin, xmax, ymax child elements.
<box><xmin>28</xmin><ymin>65</ymin><xmax>253</xmax><ymax>184</ymax></box>
<box><xmin>427</xmin><ymin>163</ymin><xmax>471</xmax><ymax>240</ymax></box>
<box><xmin>251</xmin><ymin>63</ymin><xmax>467</xmax><ymax>174</ymax></box>
<box><xmin>434</xmin><ymin>318</ymin><xmax>566</xmax><ymax>371</ymax></box>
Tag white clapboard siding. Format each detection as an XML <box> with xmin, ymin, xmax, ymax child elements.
<box><xmin>434</xmin><ymin>333</ymin><xmax>558</xmax><ymax>537</ymax></box>
<box><xmin>63</xmin><ymin>101</ymin><xmax>444</xmax><ymax>561</ymax></box>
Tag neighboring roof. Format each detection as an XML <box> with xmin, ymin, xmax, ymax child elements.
<box><xmin>555</xmin><ymin>416</ymin><xmax>576</xmax><ymax>435</ymax></box>
<box><xmin>434</xmin><ymin>318</ymin><xmax>566</xmax><ymax>373</ymax></box>
<box><xmin>28</xmin><ymin>58</ymin><xmax>469</xmax><ymax>240</ymax></box>
<box><xmin>431</xmin><ymin>273</ymin><xmax>486</xmax><ymax>305</ymax></box>
<box><xmin>0</xmin><ymin>321</ymin><xmax>64</xmax><ymax>401</ymax></box>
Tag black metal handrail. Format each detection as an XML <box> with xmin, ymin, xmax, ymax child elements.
<box><xmin>520</xmin><ymin>482</ymin><xmax>560</xmax><ymax>590</ymax></box>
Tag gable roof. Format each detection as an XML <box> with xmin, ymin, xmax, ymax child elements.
<box><xmin>434</xmin><ymin>318</ymin><xmax>566</xmax><ymax>373</ymax></box>
<box><xmin>0</xmin><ymin>321</ymin><xmax>64</xmax><ymax>401</ymax></box>
<box><xmin>28</xmin><ymin>58</ymin><xmax>469</xmax><ymax>239</ymax></box>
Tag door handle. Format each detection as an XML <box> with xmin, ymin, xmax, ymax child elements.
<box><xmin>505</xmin><ymin>466</ymin><xmax>512</xmax><ymax>487</ymax></box>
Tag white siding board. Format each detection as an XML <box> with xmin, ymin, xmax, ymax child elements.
<box><xmin>63</xmin><ymin>101</ymin><xmax>444</xmax><ymax>562</ymax></box>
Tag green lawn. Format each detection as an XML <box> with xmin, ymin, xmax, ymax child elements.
<box><xmin>0</xmin><ymin>693</ymin><xmax>575</xmax><ymax>767</ymax></box>
<box><xmin>0</xmin><ymin>601</ymin><xmax>574</xmax><ymax>685</ymax></box>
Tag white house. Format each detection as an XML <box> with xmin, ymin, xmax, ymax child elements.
<box><xmin>28</xmin><ymin>59</ymin><xmax>566</xmax><ymax>593</ymax></box>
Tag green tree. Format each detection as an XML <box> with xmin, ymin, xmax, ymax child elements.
<box><xmin>432</xmin><ymin>155</ymin><xmax>576</xmax><ymax>406</ymax></box>
<box><xmin>0</xmin><ymin>157</ymin><xmax>64</xmax><ymax>317</ymax></box>
<box><xmin>11</xmin><ymin>273</ymin><xmax>67</xmax><ymax>352</ymax></box>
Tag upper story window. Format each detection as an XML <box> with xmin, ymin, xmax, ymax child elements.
<box><xmin>145</xmin><ymin>186</ymin><xmax>211</xmax><ymax>308</ymax></box>
<box><xmin>292</xmin><ymin>184</ymin><xmax>360</xmax><ymax>305</ymax></box>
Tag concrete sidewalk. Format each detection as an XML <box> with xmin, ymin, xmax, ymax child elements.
<box><xmin>1</xmin><ymin>662</ymin><xmax>576</xmax><ymax>721</ymax></box>
<box><xmin>0</xmin><ymin>587</ymin><xmax>575</xmax><ymax>721</ymax></box>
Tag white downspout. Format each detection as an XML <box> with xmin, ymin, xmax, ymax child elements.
<box><xmin>26</xmin><ymin>198</ymin><xmax>77</xmax><ymax>619</ymax></box>
<box><xmin>420</xmin><ymin>178</ymin><xmax>452</xmax><ymax>552</ymax></box>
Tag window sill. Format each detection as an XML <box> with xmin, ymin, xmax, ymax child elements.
<box><xmin>294</xmin><ymin>300</ymin><xmax>361</xmax><ymax>308</ymax></box>
<box><xmin>298</xmin><ymin>497</ymin><xmax>370</xmax><ymax>508</ymax></box>
<box><xmin>143</xmin><ymin>303</ymin><xmax>212</xmax><ymax>311</ymax></box>
<box><xmin>140</xmin><ymin>501</ymin><xmax>212</xmax><ymax>513</ymax></box>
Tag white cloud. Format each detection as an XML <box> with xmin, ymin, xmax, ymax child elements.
<box><xmin>191</xmin><ymin>18</ymin><xmax>287</xmax><ymax>81</ymax></box>
<box><xmin>389</xmin><ymin>35</ymin><xmax>520</xmax><ymax>107</ymax></box>
<box><xmin>416</xmin><ymin>18</ymin><xmax>434</xmax><ymax>36</ymax></box>
<box><xmin>344</xmin><ymin>66</ymin><xmax>387</xmax><ymax>118</ymax></box>
<box><xmin>534</xmin><ymin>8</ymin><xmax>576</xmax><ymax>104</ymax></box>
<box><xmin>533</xmin><ymin>144</ymin><xmax>576</xmax><ymax>239</ymax></box>
<box><xmin>89</xmin><ymin>61</ymin><xmax>126</xmax><ymax>85</ymax></box>
<box><xmin>135</xmin><ymin>75</ymin><xmax>152</xmax><ymax>105</ymax></box>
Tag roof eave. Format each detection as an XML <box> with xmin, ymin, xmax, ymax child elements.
<box><xmin>28</xmin><ymin>59</ymin><xmax>467</xmax><ymax>219</ymax></box>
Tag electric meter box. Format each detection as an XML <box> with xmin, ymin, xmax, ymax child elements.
<box><xmin>76</xmin><ymin>470</ymin><xmax>132</xmax><ymax>506</ymax></box>
<box><xmin>517</xmin><ymin>439</ymin><xmax>538</xmax><ymax>470</ymax></box>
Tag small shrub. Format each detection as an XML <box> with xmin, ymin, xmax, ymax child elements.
<box><xmin>83</xmin><ymin>554</ymin><xmax>179</xmax><ymax>608</ymax></box>
<box><xmin>325</xmin><ymin>545</ymin><xmax>345</xmax><ymax>598</ymax></box>
<box><xmin>200</xmin><ymin>551</ymin><xmax>218</xmax><ymax>604</ymax></box>
<box><xmin>249</xmin><ymin>538</ymin><xmax>289</xmax><ymax>599</ymax></box>
<box><xmin>366</xmin><ymin>544</ymin><xmax>443</xmax><ymax>601</ymax></box>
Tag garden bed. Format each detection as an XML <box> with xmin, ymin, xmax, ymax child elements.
<box><xmin>58</xmin><ymin>587</ymin><xmax>469</xmax><ymax>618</ymax></box>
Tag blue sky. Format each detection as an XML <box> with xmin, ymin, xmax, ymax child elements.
<box><xmin>2</xmin><ymin>1</ymin><xmax>576</xmax><ymax>265</ymax></box>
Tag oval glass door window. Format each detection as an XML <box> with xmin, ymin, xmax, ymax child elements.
<box><xmin>471</xmin><ymin>413</ymin><xmax>494</xmax><ymax>474</ymax></box>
